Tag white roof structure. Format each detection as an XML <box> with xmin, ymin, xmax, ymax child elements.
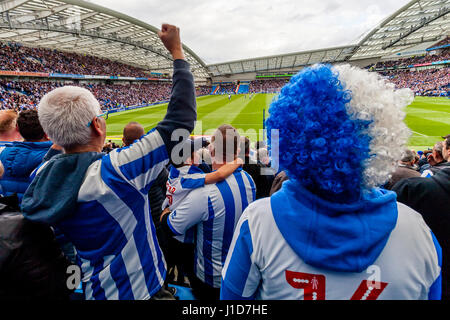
<box><xmin>0</xmin><ymin>0</ymin><xmax>210</xmax><ymax>80</ymax></box>
<box><xmin>353</xmin><ymin>0</ymin><xmax>449</xmax><ymax>60</ymax></box>
<box><xmin>208</xmin><ymin>45</ymin><xmax>359</xmax><ymax>77</ymax></box>
<box><xmin>208</xmin><ymin>0</ymin><xmax>449</xmax><ymax>76</ymax></box>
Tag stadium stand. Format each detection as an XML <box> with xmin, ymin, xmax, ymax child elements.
<box><xmin>0</xmin><ymin>42</ymin><xmax>160</xmax><ymax>78</ymax></box>
<box><xmin>0</xmin><ymin>80</ymin><xmax>173</xmax><ymax>110</ymax></box>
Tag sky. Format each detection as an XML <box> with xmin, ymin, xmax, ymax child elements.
<box><xmin>89</xmin><ymin>0</ymin><xmax>411</xmax><ymax>65</ymax></box>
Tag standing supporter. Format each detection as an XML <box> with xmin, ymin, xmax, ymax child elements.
<box><xmin>221</xmin><ymin>64</ymin><xmax>442</xmax><ymax>300</ymax></box>
<box><xmin>393</xmin><ymin>135</ymin><xmax>450</xmax><ymax>300</ymax></box>
<box><xmin>241</xmin><ymin>137</ymin><xmax>274</xmax><ymax>199</ymax></box>
<box><xmin>384</xmin><ymin>149</ymin><xmax>421</xmax><ymax>190</ymax></box>
<box><xmin>0</xmin><ymin>110</ymin><xmax>51</xmax><ymax>201</ymax></box>
<box><xmin>161</xmin><ymin>138</ymin><xmax>242</xmax><ymax>286</ymax></box>
<box><xmin>421</xmin><ymin>141</ymin><xmax>449</xmax><ymax>177</ymax></box>
<box><xmin>122</xmin><ymin>122</ymin><xmax>145</xmax><ymax>146</ymax></box>
<box><xmin>21</xmin><ymin>24</ymin><xmax>197</xmax><ymax>300</ymax></box>
<box><xmin>160</xmin><ymin>125</ymin><xmax>256</xmax><ymax>300</ymax></box>
<box><xmin>0</xmin><ymin>110</ymin><xmax>22</xmax><ymax>146</ymax></box>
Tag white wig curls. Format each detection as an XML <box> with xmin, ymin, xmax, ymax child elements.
<box><xmin>38</xmin><ymin>86</ymin><xmax>102</xmax><ymax>148</ymax></box>
<box><xmin>333</xmin><ymin>64</ymin><xmax>414</xmax><ymax>189</ymax></box>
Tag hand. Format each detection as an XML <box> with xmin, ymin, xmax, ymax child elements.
<box><xmin>160</xmin><ymin>207</ymin><xmax>171</xmax><ymax>222</ymax></box>
<box><xmin>158</xmin><ymin>24</ymin><xmax>185</xmax><ymax>60</ymax></box>
<box><xmin>235</xmin><ymin>157</ymin><xmax>244</xmax><ymax>166</ymax></box>
<box><xmin>427</xmin><ymin>154</ymin><xmax>437</xmax><ymax>166</ymax></box>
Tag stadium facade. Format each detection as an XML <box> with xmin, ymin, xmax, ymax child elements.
<box><xmin>0</xmin><ymin>0</ymin><xmax>448</xmax><ymax>84</ymax></box>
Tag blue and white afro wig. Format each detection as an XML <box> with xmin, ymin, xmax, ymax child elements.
<box><xmin>266</xmin><ymin>64</ymin><xmax>413</xmax><ymax>203</ymax></box>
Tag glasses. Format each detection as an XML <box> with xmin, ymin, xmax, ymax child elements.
<box><xmin>87</xmin><ymin>111</ymin><xmax>109</xmax><ymax>127</ymax></box>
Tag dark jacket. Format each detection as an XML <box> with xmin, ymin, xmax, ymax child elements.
<box><xmin>393</xmin><ymin>167</ymin><xmax>450</xmax><ymax>300</ymax></box>
<box><xmin>242</xmin><ymin>156</ymin><xmax>274</xmax><ymax>199</ymax></box>
<box><xmin>0</xmin><ymin>195</ymin><xmax>72</xmax><ymax>300</ymax></box>
<box><xmin>384</xmin><ymin>164</ymin><xmax>421</xmax><ymax>190</ymax></box>
<box><xmin>0</xmin><ymin>141</ymin><xmax>52</xmax><ymax>201</ymax></box>
<box><xmin>425</xmin><ymin>161</ymin><xmax>450</xmax><ymax>176</ymax></box>
<box><xmin>270</xmin><ymin>171</ymin><xmax>289</xmax><ymax>196</ymax></box>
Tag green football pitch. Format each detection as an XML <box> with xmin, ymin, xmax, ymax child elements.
<box><xmin>106</xmin><ymin>94</ymin><xmax>450</xmax><ymax>151</ymax></box>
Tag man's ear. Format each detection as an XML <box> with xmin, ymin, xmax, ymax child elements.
<box><xmin>91</xmin><ymin>117</ymin><xmax>105</xmax><ymax>136</ymax></box>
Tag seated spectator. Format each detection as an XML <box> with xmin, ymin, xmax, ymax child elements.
<box><xmin>384</xmin><ymin>149</ymin><xmax>421</xmax><ymax>190</ymax></box>
<box><xmin>221</xmin><ymin>64</ymin><xmax>441</xmax><ymax>300</ymax></box>
<box><xmin>0</xmin><ymin>110</ymin><xmax>52</xmax><ymax>201</ymax></box>
<box><xmin>0</xmin><ymin>110</ymin><xmax>22</xmax><ymax>145</ymax></box>
<box><xmin>393</xmin><ymin>135</ymin><xmax>450</xmax><ymax>300</ymax></box>
<box><xmin>160</xmin><ymin>125</ymin><xmax>256</xmax><ymax>300</ymax></box>
<box><xmin>21</xmin><ymin>24</ymin><xmax>197</xmax><ymax>300</ymax></box>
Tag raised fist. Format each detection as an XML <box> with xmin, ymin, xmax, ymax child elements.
<box><xmin>158</xmin><ymin>24</ymin><xmax>185</xmax><ymax>60</ymax></box>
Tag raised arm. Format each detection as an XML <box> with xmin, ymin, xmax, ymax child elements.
<box><xmin>155</xmin><ymin>24</ymin><xmax>197</xmax><ymax>157</ymax></box>
<box><xmin>106</xmin><ymin>25</ymin><xmax>197</xmax><ymax>193</ymax></box>
<box><xmin>204</xmin><ymin>158</ymin><xmax>243</xmax><ymax>184</ymax></box>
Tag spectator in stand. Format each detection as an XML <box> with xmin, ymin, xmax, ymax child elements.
<box><xmin>160</xmin><ymin>125</ymin><xmax>256</xmax><ymax>300</ymax></box>
<box><xmin>0</xmin><ymin>110</ymin><xmax>52</xmax><ymax>202</ymax></box>
<box><xmin>384</xmin><ymin>149</ymin><xmax>421</xmax><ymax>190</ymax></box>
<box><xmin>20</xmin><ymin>24</ymin><xmax>197</xmax><ymax>300</ymax></box>
<box><xmin>241</xmin><ymin>137</ymin><xmax>274</xmax><ymax>200</ymax></box>
<box><xmin>122</xmin><ymin>122</ymin><xmax>145</xmax><ymax>147</ymax></box>
<box><xmin>221</xmin><ymin>64</ymin><xmax>441</xmax><ymax>300</ymax></box>
<box><xmin>418</xmin><ymin>149</ymin><xmax>433</xmax><ymax>173</ymax></box>
<box><xmin>393</xmin><ymin>135</ymin><xmax>450</xmax><ymax>300</ymax></box>
<box><xmin>421</xmin><ymin>141</ymin><xmax>449</xmax><ymax>177</ymax></box>
<box><xmin>0</xmin><ymin>110</ymin><xmax>22</xmax><ymax>145</ymax></box>
<box><xmin>160</xmin><ymin>138</ymin><xmax>242</xmax><ymax>287</ymax></box>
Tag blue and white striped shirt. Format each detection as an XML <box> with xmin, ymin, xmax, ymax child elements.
<box><xmin>167</xmin><ymin>168</ymin><xmax>256</xmax><ymax>288</ymax></box>
<box><xmin>163</xmin><ymin>165</ymin><xmax>206</xmax><ymax>243</ymax></box>
<box><xmin>37</xmin><ymin>130</ymin><xmax>169</xmax><ymax>300</ymax></box>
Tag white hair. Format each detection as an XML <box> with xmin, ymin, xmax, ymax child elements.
<box><xmin>333</xmin><ymin>64</ymin><xmax>414</xmax><ymax>189</ymax></box>
<box><xmin>38</xmin><ymin>86</ymin><xmax>102</xmax><ymax>148</ymax></box>
<box><xmin>257</xmin><ymin>147</ymin><xmax>269</xmax><ymax>164</ymax></box>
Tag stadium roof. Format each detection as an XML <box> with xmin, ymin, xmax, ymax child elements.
<box><xmin>208</xmin><ymin>0</ymin><xmax>449</xmax><ymax>77</ymax></box>
<box><xmin>0</xmin><ymin>0</ymin><xmax>210</xmax><ymax>80</ymax></box>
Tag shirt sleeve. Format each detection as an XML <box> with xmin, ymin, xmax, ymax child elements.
<box><xmin>167</xmin><ymin>188</ymin><xmax>209</xmax><ymax>236</ymax></box>
<box><xmin>221</xmin><ymin>214</ymin><xmax>261</xmax><ymax>300</ymax></box>
<box><xmin>180</xmin><ymin>173</ymin><xmax>206</xmax><ymax>190</ymax></box>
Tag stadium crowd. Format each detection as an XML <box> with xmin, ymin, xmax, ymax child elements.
<box><xmin>0</xmin><ymin>25</ymin><xmax>449</xmax><ymax>302</ymax></box>
<box><xmin>249</xmin><ymin>79</ymin><xmax>288</xmax><ymax>93</ymax></box>
<box><xmin>0</xmin><ymin>80</ymin><xmax>172</xmax><ymax>111</ymax></box>
<box><xmin>0</xmin><ymin>42</ymin><xmax>159</xmax><ymax>78</ymax></box>
<box><xmin>373</xmin><ymin>49</ymin><xmax>449</xmax><ymax>70</ymax></box>
<box><xmin>383</xmin><ymin>67</ymin><xmax>449</xmax><ymax>96</ymax></box>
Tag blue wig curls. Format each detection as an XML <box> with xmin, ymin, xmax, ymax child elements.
<box><xmin>266</xmin><ymin>64</ymin><xmax>372</xmax><ymax>203</ymax></box>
